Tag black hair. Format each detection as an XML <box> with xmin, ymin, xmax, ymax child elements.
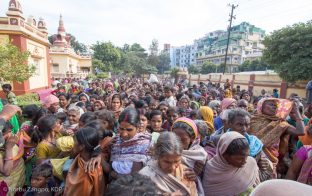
<box><xmin>189</xmin><ymin>110</ymin><xmax>198</xmax><ymax>119</ymax></box>
<box><xmin>224</xmin><ymin>138</ymin><xmax>249</xmax><ymax>155</ymax></box>
<box><xmin>75</xmin><ymin>101</ymin><xmax>86</xmax><ymax>109</ymax></box>
<box><xmin>32</xmin><ymin>163</ymin><xmax>53</xmax><ymax>178</ymax></box>
<box><xmin>90</xmin><ymin>94</ymin><xmax>99</xmax><ymax>100</ymax></box>
<box><xmin>172</xmin><ymin>121</ymin><xmax>196</xmax><ymax>139</ymax></box>
<box><xmin>240</xmin><ymin>91</ymin><xmax>250</xmax><ymax>100</ymax></box>
<box><xmin>84</xmin><ymin>120</ymin><xmax>113</xmax><ymax>139</ymax></box>
<box><xmin>228</xmin><ymin>108</ymin><xmax>251</xmax><ymax>124</ymax></box>
<box><xmin>166</xmin><ymin>107</ymin><xmax>179</xmax><ymax>115</ymax></box>
<box><xmin>56</xmin><ymin>112</ymin><xmax>67</xmax><ymax>124</ymax></box>
<box><xmin>75</xmin><ymin>127</ymin><xmax>100</xmax><ymax>155</ymax></box>
<box><xmin>79</xmin><ymin>112</ymin><xmax>97</xmax><ymax>126</ymax></box>
<box><xmin>95</xmin><ymin>109</ymin><xmax>115</xmax><ymax>130</ymax></box>
<box><xmin>118</xmin><ymin>107</ymin><xmax>139</xmax><ymax>127</ymax></box>
<box><xmin>149</xmin><ymin>110</ymin><xmax>163</xmax><ymax>120</ymax></box>
<box><xmin>22</xmin><ymin>104</ymin><xmax>40</xmax><ymax>119</ymax></box>
<box><xmin>164</xmin><ymin>86</ymin><xmax>173</xmax><ymax>92</ymax></box>
<box><xmin>106</xmin><ymin>173</ymin><xmax>157</xmax><ymax>196</ymax></box>
<box><xmin>31</xmin><ymin>115</ymin><xmax>58</xmax><ymax>144</ymax></box>
<box><xmin>70</xmin><ymin>95</ymin><xmax>79</xmax><ymax>104</ymax></box>
<box><xmin>134</xmin><ymin>100</ymin><xmax>147</xmax><ymax>109</ymax></box>
<box><xmin>111</xmin><ymin>94</ymin><xmax>122</xmax><ymax>104</ymax></box>
<box><xmin>157</xmin><ymin>101</ymin><xmax>169</xmax><ymax>109</ymax></box>
<box><xmin>137</xmin><ymin>108</ymin><xmax>149</xmax><ymax>119</ymax></box>
<box><xmin>2</xmin><ymin>121</ymin><xmax>13</xmax><ymax>135</ymax></box>
<box><xmin>57</xmin><ymin>93</ymin><xmax>70</xmax><ymax>100</ymax></box>
<box><xmin>1</xmin><ymin>84</ymin><xmax>12</xmax><ymax>91</ymax></box>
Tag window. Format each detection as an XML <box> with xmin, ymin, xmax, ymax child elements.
<box><xmin>33</xmin><ymin>59</ymin><xmax>41</xmax><ymax>75</ymax></box>
<box><xmin>52</xmin><ymin>63</ymin><xmax>59</xmax><ymax>72</ymax></box>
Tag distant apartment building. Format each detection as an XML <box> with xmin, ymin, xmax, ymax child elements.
<box><xmin>196</xmin><ymin>22</ymin><xmax>265</xmax><ymax>72</ymax></box>
<box><xmin>170</xmin><ymin>44</ymin><xmax>197</xmax><ymax>68</ymax></box>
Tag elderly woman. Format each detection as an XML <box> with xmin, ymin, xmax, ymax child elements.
<box><xmin>172</xmin><ymin>117</ymin><xmax>208</xmax><ymax>195</ymax></box>
<box><xmin>228</xmin><ymin>108</ymin><xmax>273</xmax><ymax>182</ymax></box>
<box><xmin>139</xmin><ymin>132</ymin><xmax>198</xmax><ymax>196</ymax></box>
<box><xmin>249</xmin><ymin>98</ymin><xmax>304</xmax><ymax>177</ymax></box>
<box><xmin>214</xmin><ymin>98</ymin><xmax>237</xmax><ymax>131</ymax></box>
<box><xmin>42</xmin><ymin>94</ymin><xmax>60</xmax><ymax>114</ymax></box>
<box><xmin>203</xmin><ymin>132</ymin><xmax>260</xmax><ymax>195</ymax></box>
<box><xmin>208</xmin><ymin>100</ymin><xmax>221</xmax><ymax>116</ymax></box>
<box><xmin>63</xmin><ymin>106</ymin><xmax>84</xmax><ymax>135</ymax></box>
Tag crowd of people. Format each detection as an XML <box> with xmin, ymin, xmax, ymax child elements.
<box><xmin>0</xmin><ymin>76</ymin><xmax>311</xmax><ymax>196</ymax></box>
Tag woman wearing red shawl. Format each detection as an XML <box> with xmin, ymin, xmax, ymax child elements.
<box><xmin>248</xmin><ymin>98</ymin><xmax>304</xmax><ymax>177</ymax></box>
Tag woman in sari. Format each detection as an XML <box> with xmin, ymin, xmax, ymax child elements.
<box><xmin>172</xmin><ymin>117</ymin><xmax>208</xmax><ymax>195</ymax></box>
<box><xmin>227</xmin><ymin>108</ymin><xmax>273</xmax><ymax>182</ymax></box>
<box><xmin>110</xmin><ymin>108</ymin><xmax>152</xmax><ymax>179</ymax></box>
<box><xmin>139</xmin><ymin>132</ymin><xmax>198</xmax><ymax>196</ymax></box>
<box><xmin>64</xmin><ymin>127</ymin><xmax>104</xmax><ymax>196</ymax></box>
<box><xmin>249</xmin><ymin>98</ymin><xmax>304</xmax><ymax>177</ymax></box>
<box><xmin>286</xmin><ymin>145</ymin><xmax>312</xmax><ymax>185</ymax></box>
<box><xmin>214</xmin><ymin>98</ymin><xmax>236</xmax><ymax>131</ymax></box>
<box><xmin>0</xmin><ymin>122</ymin><xmax>25</xmax><ymax>196</ymax></box>
<box><xmin>178</xmin><ymin>95</ymin><xmax>192</xmax><ymax>117</ymax></box>
<box><xmin>109</xmin><ymin>94</ymin><xmax>124</xmax><ymax>120</ymax></box>
<box><xmin>198</xmin><ymin>106</ymin><xmax>215</xmax><ymax>135</ymax></box>
<box><xmin>203</xmin><ymin>132</ymin><xmax>260</xmax><ymax>196</ymax></box>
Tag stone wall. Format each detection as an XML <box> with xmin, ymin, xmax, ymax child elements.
<box><xmin>188</xmin><ymin>73</ymin><xmax>307</xmax><ymax>99</ymax></box>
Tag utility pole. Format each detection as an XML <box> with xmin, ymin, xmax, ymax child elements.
<box><xmin>223</xmin><ymin>4</ymin><xmax>238</xmax><ymax>74</ymax></box>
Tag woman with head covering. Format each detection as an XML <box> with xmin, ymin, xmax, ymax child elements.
<box><xmin>139</xmin><ymin>132</ymin><xmax>198</xmax><ymax>196</ymax></box>
<box><xmin>202</xmin><ymin>132</ymin><xmax>260</xmax><ymax>196</ymax></box>
<box><xmin>172</xmin><ymin>117</ymin><xmax>208</xmax><ymax>195</ymax></box>
<box><xmin>249</xmin><ymin>98</ymin><xmax>304</xmax><ymax>177</ymax></box>
<box><xmin>109</xmin><ymin>94</ymin><xmax>124</xmax><ymax>120</ymax></box>
<box><xmin>178</xmin><ymin>95</ymin><xmax>192</xmax><ymax>117</ymax></box>
<box><xmin>93</xmin><ymin>100</ymin><xmax>105</xmax><ymax>111</ymax></box>
<box><xmin>42</xmin><ymin>94</ymin><xmax>60</xmax><ymax>114</ymax></box>
<box><xmin>213</xmin><ymin>98</ymin><xmax>237</xmax><ymax>131</ymax></box>
<box><xmin>198</xmin><ymin>106</ymin><xmax>215</xmax><ymax>135</ymax></box>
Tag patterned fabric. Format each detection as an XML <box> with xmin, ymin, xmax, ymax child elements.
<box><xmin>172</xmin><ymin>117</ymin><xmax>199</xmax><ymax>139</ymax></box>
<box><xmin>0</xmin><ymin>100</ymin><xmax>20</xmax><ymax>134</ymax></box>
<box><xmin>296</xmin><ymin>145</ymin><xmax>312</xmax><ymax>185</ymax></box>
<box><xmin>110</xmin><ymin>132</ymin><xmax>152</xmax><ymax>163</ymax></box>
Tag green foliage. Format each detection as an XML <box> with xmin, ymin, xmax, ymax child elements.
<box><xmin>202</xmin><ymin>62</ymin><xmax>217</xmax><ymax>74</ymax></box>
<box><xmin>157</xmin><ymin>53</ymin><xmax>171</xmax><ymax>74</ymax></box>
<box><xmin>149</xmin><ymin>39</ymin><xmax>159</xmax><ymax>56</ymax></box>
<box><xmin>238</xmin><ymin>60</ymin><xmax>272</xmax><ymax>72</ymax></box>
<box><xmin>188</xmin><ymin>65</ymin><xmax>200</xmax><ymax>74</ymax></box>
<box><xmin>0</xmin><ymin>43</ymin><xmax>36</xmax><ymax>83</ymax></box>
<box><xmin>170</xmin><ymin>68</ymin><xmax>179</xmax><ymax>77</ymax></box>
<box><xmin>92</xmin><ymin>59</ymin><xmax>105</xmax><ymax>72</ymax></box>
<box><xmin>16</xmin><ymin>93</ymin><xmax>40</xmax><ymax>107</ymax></box>
<box><xmin>262</xmin><ymin>21</ymin><xmax>312</xmax><ymax>82</ymax></box>
<box><xmin>86</xmin><ymin>73</ymin><xmax>96</xmax><ymax>80</ymax></box>
<box><xmin>96</xmin><ymin>72</ymin><xmax>110</xmax><ymax>79</ymax></box>
<box><xmin>91</xmin><ymin>41</ymin><xmax>121</xmax><ymax>72</ymax></box>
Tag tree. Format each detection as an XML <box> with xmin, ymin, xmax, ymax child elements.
<box><xmin>149</xmin><ymin>39</ymin><xmax>159</xmax><ymax>56</ymax></box>
<box><xmin>157</xmin><ymin>53</ymin><xmax>171</xmax><ymax>74</ymax></box>
<box><xmin>0</xmin><ymin>43</ymin><xmax>35</xmax><ymax>83</ymax></box>
<box><xmin>188</xmin><ymin>65</ymin><xmax>201</xmax><ymax>74</ymax></box>
<box><xmin>238</xmin><ymin>60</ymin><xmax>272</xmax><ymax>72</ymax></box>
<box><xmin>201</xmin><ymin>62</ymin><xmax>217</xmax><ymax>74</ymax></box>
<box><xmin>91</xmin><ymin>41</ymin><xmax>121</xmax><ymax>72</ymax></box>
<box><xmin>92</xmin><ymin>59</ymin><xmax>105</xmax><ymax>73</ymax></box>
<box><xmin>262</xmin><ymin>21</ymin><xmax>312</xmax><ymax>82</ymax></box>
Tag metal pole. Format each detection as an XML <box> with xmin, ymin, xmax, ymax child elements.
<box><xmin>223</xmin><ymin>4</ymin><xmax>238</xmax><ymax>74</ymax></box>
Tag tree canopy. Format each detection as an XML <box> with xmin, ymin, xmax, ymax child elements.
<box><xmin>238</xmin><ymin>60</ymin><xmax>272</xmax><ymax>72</ymax></box>
<box><xmin>0</xmin><ymin>43</ymin><xmax>35</xmax><ymax>83</ymax></box>
<box><xmin>262</xmin><ymin>20</ymin><xmax>312</xmax><ymax>82</ymax></box>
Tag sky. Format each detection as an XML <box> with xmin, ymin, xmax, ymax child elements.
<box><xmin>0</xmin><ymin>0</ymin><xmax>311</xmax><ymax>50</ymax></box>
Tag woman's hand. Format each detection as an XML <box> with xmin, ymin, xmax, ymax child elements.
<box><xmin>84</xmin><ymin>154</ymin><xmax>102</xmax><ymax>173</ymax></box>
<box><xmin>258</xmin><ymin>156</ymin><xmax>270</xmax><ymax>171</ymax></box>
<box><xmin>183</xmin><ymin>168</ymin><xmax>197</xmax><ymax>181</ymax></box>
<box><xmin>5</xmin><ymin>135</ymin><xmax>18</xmax><ymax>149</ymax></box>
<box><xmin>193</xmin><ymin>161</ymin><xmax>205</xmax><ymax>175</ymax></box>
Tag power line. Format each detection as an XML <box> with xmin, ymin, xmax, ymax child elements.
<box><xmin>224</xmin><ymin>4</ymin><xmax>238</xmax><ymax>74</ymax></box>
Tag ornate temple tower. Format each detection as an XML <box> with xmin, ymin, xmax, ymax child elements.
<box><xmin>0</xmin><ymin>0</ymin><xmax>51</xmax><ymax>96</ymax></box>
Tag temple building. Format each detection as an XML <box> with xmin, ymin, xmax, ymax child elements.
<box><xmin>0</xmin><ymin>0</ymin><xmax>51</xmax><ymax>95</ymax></box>
<box><xmin>49</xmin><ymin>15</ymin><xmax>92</xmax><ymax>79</ymax></box>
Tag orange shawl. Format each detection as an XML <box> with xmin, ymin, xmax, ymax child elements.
<box><xmin>299</xmin><ymin>118</ymin><xmax>312</xmax><ymax>145</ymax></box>
<box><xmin>64</xmin><ymin>154</ymin><xmax>104</xmax><ymax>196</ymax></box>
